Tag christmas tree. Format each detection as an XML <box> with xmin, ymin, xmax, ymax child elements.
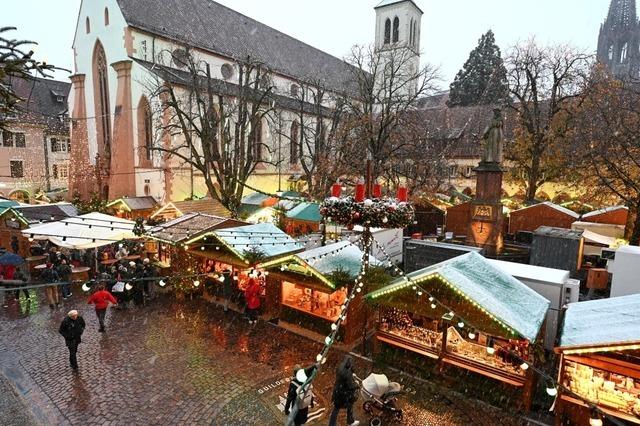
<box><xmin>447</xmin><ymin>30</ymin><xmax>509</xmax><ymax>107</ymax></box>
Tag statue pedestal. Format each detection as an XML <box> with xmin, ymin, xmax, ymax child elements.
<box><xmin>466</xmin><ymin>161</ymin><xmax>504</xmax><ymax>256</ymax></box>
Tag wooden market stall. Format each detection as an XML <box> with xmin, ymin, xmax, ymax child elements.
<box><xmin>186</xmin><ymin>222</ymin><xmax>304</xmax><ymax>311</ymax></box>
<box><xmin>284</xmin><ymin>202</ymin><xmax>321</xmax><ymax>236</ymax></box>
<box><xmin>365</xmin><ymin>252</ymin><xmax>550</xmax><ymax>411</ymax></box>
<box><xmin>509</xmin><ymin>202</ymin><xmax>580</xmax><ymax>235</ymax></box>
<box><xmin>149</xmin><ymin>198</ymin><xmax>231</xmax><ymax>222</ymax></box>
<box><xmin>554</xmin><ymin>294</ymin><xmax>640</xmax><ymax>425</ymax></box>
<box><xmin>106</xmin><ymin>196</ymin><xmax>159</xmax><ymax>220</ymax></box>
<box><xmin>257</xmin><ymin>240</ymin><xmax>378</xmax><ymax>345</ymax></box>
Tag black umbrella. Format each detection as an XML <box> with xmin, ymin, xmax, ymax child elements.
<box><xmin>0</xmin><ymin>252</ymin><xmax>25</xmax><ymax>266</ymax></box>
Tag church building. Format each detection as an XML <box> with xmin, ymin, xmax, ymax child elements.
<box><xmin>597</xmin><ymin>0</ymin><xmax>640</xmax><ymax>79</ymax></box>
<box><xmin>68</xmin><ymin>0</ymin><xmax>423</xmax><ymax>204</ymax></box>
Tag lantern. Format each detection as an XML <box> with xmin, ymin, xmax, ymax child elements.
<box><xmin>331</xmin><ymin>182</ymin><xmax>342</xmax><ymax>198</ymax></box>
<box><xmin>373</xmin><ymin>181</ymin><xmax>382</xmax><ymax>198</ymax></box>
<box><xmin>355</xmin><ymin>178</ymin><xmax>366</xmax><ymax>202</ymax></box>
<box><xmin>397</xmin><ymin>186</ymin><xmax>408</xmax><ymax>202</ymax></box>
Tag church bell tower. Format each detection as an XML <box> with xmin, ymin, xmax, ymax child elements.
<box><xmin>597</xmin><ymin>0</ymin><xmax>640</xmax><ymax>79</ymax></box>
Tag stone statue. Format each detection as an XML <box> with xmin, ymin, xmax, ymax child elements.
<box><xmin>481</xmin><ymin>108</ymin><xmax>504</xmax><ymax>164</ymax></box>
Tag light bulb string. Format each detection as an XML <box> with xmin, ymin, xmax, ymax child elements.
<box><xmin>369</xmin><ymin>236</ymin><xmax>623</xmax><ymax>424</ymax></box>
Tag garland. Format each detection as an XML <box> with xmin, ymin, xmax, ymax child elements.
<box><xmin>320</xmin><ymin>196</ymin><xmax>415</xmax><ymax>229</ymax></box>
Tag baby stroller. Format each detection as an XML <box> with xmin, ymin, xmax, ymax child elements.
<box><xmin>355</xmin><ymin>373</ymin><xmax>404</xmax><ymax>424</ymax></box>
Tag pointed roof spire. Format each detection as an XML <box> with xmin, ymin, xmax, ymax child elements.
<box><xmin>606</xmin><ymin>0</ymin><xmax>637</xmax><ymax>27</ymax></box>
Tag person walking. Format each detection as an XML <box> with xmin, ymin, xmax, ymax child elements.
<box><xmin>284</xmin><ymin>365</ymin><xmax>316</xmax><ymax>426</ymax></box>
<box><xmin>10</xmin><ymin>236</ymin><xmax>19</xmax><ymax>254</ymax></box>
<box><xmin>57</xmin><ymin>259</ymin><xmax>73</xmax><ymax>299</ymax></box>
<box><xmin>221</xmin><ymin>269</ymin><xmax>233</xmax><ymax>312</ymax></box>
<box><xmin>41</xmin><ymin>263</ymin><xmax>60</xmax><ymax>309</ymax></box>
<box><xmin>58</xmin><ymin>310</ymin><xmax>86</xmax><ymax>370</ymax></box>
<box><xmin>244</xmin><ymin>277</ymin><xmax>261</xmax><ymax>325</ymax></box>
<box><xmin>87</xmin><ymin>284</ymin><xmax>117</xmax><ymax>332</ymax></box>
<box><xmin>12</xmin><ymin>267</ymin><xmax>29</xmax><ymax>300</ymax></box>
<box><xmin>328</xmin><ymin>355</ymin><xmax>360</xmax><ymax>426</ymax></box>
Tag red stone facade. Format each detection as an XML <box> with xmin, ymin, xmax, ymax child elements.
<box><xmin>583</xmin><ymin>207</ymin><xmax>628</xmax><ymax>226</ymax></box>
<box><xmin>509</xmin><ymin>204</ymin><xmax>577</xmax><ymax>235</ymax></box>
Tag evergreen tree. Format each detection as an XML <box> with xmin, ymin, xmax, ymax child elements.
<box><xmin>447</xmin><ymin>30</ymin><xmax>509</xmax><ymax>107</ymax></box>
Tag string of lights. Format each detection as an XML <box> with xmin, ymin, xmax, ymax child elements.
<box><xmin>368</xmin><ymin>236</ymin><xmax>622</xmax><ymax>426</ymax></box>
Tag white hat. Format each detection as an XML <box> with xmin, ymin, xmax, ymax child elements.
<box><xmin>143</xmin><ymin>258</ymin><xmax>150</xmax><ymax>264</ymax></box>
<box><xmin>129</xmin><ymin>261</ymin><xmax>136</xmax><ymax>267</ymax></box>
<box><xmin>67</xmin><ymin>310</ymin><xmax>78</xmax><ymax>317</ymax></box>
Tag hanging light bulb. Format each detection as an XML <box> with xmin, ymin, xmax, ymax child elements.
<box><xmin>316</xmin><ymin>354</ymin><xmax>323</xmax><ymax>362</ymax></box>
<box><xmin>296</xmin><ymin>369</ymin><xmax>308</xmax><ymax>383</ymax></box>
<box><xmin>82</xmin><ymin>283</ymin><xmax>91</xmax><ymax>292</ymax></box>
<box><xmin>428</xmin><ymin>296</ymin><xmax>434</xmax><ymax>302</ymax></box>
<box><xmin>194</xmin><ymin>280</ymin><xmax>200</xmax><ymax>287</ymax></box>
<box><xmin>468</xmin><ymin>332</ymin><xmax>476</xmax><ymax>340</ymax></box>
<box><xmin>217</xmin><ymin>275</ymin><xmax>225</xmax><ymax>283</ymax></box>
<box><xmin>520</xmin><ymin>362</ymin><xmax>529</xmax><ymax>371</ymax></box>
<box><xmin>331</xmin><ymin>323</ymin><xmax>337</xmax><ymax>331</ymax></box>
<box><xmin>486</xmin><ymin>347</ymin><xmax>495</xmax><ymax>355</ymax></box>
<box><xmin>430</xmin><ymin>303</ymin><xmax>436</xmax><ymax>309</ymax></box>
<box><xmin>125</xmin><ymin>283</ymin><xmax>133</xmax><ymax>291</ymax></box>
<box><xmin>159</xmin><ymin>280</ymin><xmax>166</xmax><ymax>287</ymax></box>
<box><xmin>457</xmin><ymin>321</ymin><xmax>464</xmax><ymax>328</ymax></box>
<box><xmin>324</xmin><ymin>336</ymin><xmax>332</xmax><ymax>345</ymax></box>
<box><xmin>546</xmin><ymin>386</ymin><xmax>557</xmax><ymax>397</ymax></box>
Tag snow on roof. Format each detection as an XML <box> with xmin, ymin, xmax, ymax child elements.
<box><xmin>286</xmin><ymin>202</ymin><xmax>321</xmax><ymax>223</ymax></box>
<box><xmin>486</xmin><ymin>259</ymin><xmax>569</xmax><ymax>285</ymax></box>
<box><xmin>513</xmin><ymin>202</ymin><xmax>580</xmax><ymax>219</ymax></box>
<box><xmin>375</xmin><ymin>0</ymin><xmax>423</xmax><ymax>13</ymax></box>
<box><xmin>617</xmin><ymin>245</ymin><xmax>640</xmax><ymax>255</ymax></box>
<box><xmin>560</xmin><ymin>294</ymin><xmax>640</xmax><ymax>349</ymax></box>
<box><xmin>299</xmin><ymin>241</ymin><xmax>379</xmax><ymax>277</ymax></box>
<box><xmin>214</xmin><ymin>223</ymin><xmax>303</xmax><ymax>260</ymax></box>
<box><xmin>368</xmin><ymin>252</ymin><xmax>550</xmax><ymax>341</ymax></box>
<box><xmin>582</xmin><ymin>205</ymin><xmax>628</xmax><ymax>218</ymax></box>
<box><xmin>581</xmin><ymin>229</ymin><xmax>616</xmax><ymax>246</ymax></box>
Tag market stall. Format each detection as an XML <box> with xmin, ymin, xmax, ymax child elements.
<box><xmin>257</xmin><ymin>240</ymin><xmax>379</xmax><ymax>345</ymax></box>
<box><xmin>186</xmin><ymin>222</ymin><xmax>303</xmax><ymax>311</ymax></box>
<box><xmin>366</xmin><ymin>252</ymin><xmax>550</xmax><ymax>410</ymax></box>
<box><xmin>555</xmin><ymin>294</ymin><xmax>640</xmax><ymax>425</ymax></box>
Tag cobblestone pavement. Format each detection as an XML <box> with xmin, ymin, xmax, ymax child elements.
<box><xmin>0</xmin><ymin>289</ymin><xmax>524</xmax><ymax>425</ymax></box>
<box><xmin>0</xmin><ymin>373</ymin><xmax>36</xmax><ymax>426</ymax></box>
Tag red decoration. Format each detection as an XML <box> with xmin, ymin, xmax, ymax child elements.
<box><xmin>373</xmin><ymin>182</ymin><xmax>382</xmax><ymax>198</ymax></box>
<box><xmin>397</xmin><ymin>186</ymin><xmax>408</xmax><ymax>202</ymax></box>
<box><xmin>355</xmin><ymin>178</ymin><xmax>365</xmax><ymax>202</ymax></box>
<box><xmin>331</xmin><ymin>182</ymin><xmax>342</xmax><ymax>198</ymax></box>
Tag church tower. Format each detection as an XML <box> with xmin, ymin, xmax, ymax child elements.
<box><xmin>597</xmin><ymin>0</ymin><xmax>640</xmax><ymax>79</ymax></box>
<box><xmin>374</xmin><ymin>0</ymin><xmax>423</xmax><ymax>97</ymax></box>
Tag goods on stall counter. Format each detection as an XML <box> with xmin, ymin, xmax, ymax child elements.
<box><xmin>380</xmin><ymin>318</ymin><xmax>442</xmax><ymax>350</ymax></box>
<box><xmin>563</xmin><ymin>360</ymin><xmax>640</xmax><ymax>418</ymax></box>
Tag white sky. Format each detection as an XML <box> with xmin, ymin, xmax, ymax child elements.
<box><xmin>4</xmin><ymin>0</ymin><xmax>611</xmax><ymax>89</ymax></box>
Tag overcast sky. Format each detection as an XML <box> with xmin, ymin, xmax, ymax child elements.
<box><xmin>4</xmin><ymin>0</ymin><xmax>611</xmax><ymax>88</ymax></box>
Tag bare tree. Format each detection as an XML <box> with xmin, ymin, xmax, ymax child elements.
<box><xmin>505</xmin><ymin>39</ymin><xmax>592</xmax><ymax>202</ymax></box>
<box><xmin>340</xmin><ymin>44</ymin><xmax>441</xmax><ymax>183</ymax></box>
<box><xmin>569</xmin><ymin>66</ymin><xmax>640</xmax><ymax>243</ymax></box>
<box><xmin>146</xmin><ymin>49</ymin><xmax>275</xmax><ymax>215</ymax></box>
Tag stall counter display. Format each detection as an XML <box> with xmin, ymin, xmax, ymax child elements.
<box><xmin>379</xmin><ymin>309</ymin><xmax>442</xmax><ymax>351</ymax></box>
<box><xmin>446</xmin><ymin>327</ymin><xmax>527</xmax><ymax>377</ymax></box>
<box><xmin>281</xmin><ymin>281</ymin><xmax>346</xmax><ymax>322</ymax></box>
<box><xmin>562</xmin><ymin>360</ymin><xmax>640</xmax><ymax>418</ymax></box>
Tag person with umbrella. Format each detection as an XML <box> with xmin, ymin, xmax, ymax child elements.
<box><xmin>0</xmin><ymin>252</ymin><xmax>27</xmax><ymax>300</ymax></box>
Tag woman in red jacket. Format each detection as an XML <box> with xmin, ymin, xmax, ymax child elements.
<box><xmin>244</xmin><ymin>278</ymin><xmax>261</xmax><ymax>325</ymax></box>
<box><xmin>87</xmin><ymin>284</ymin><xmax>117</xmax><ymax>332</ymax></box>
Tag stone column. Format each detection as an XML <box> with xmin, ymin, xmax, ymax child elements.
<box><xmin>68</xmin><ymin>74</ymin><xmax>94</xmax><ymax>200</ymax></box>
<box><xmin>108</xmin><ymin>60</ymin><xmax>136</xmax><ymax>199</ymax></box>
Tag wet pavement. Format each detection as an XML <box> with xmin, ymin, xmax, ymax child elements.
<box><xmin>0</xmin><ymin>288</ymin><xmax>524</xmax><ymax>425</ymax></box>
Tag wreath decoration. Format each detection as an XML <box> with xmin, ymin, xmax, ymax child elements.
<box><xmin>320</xmin><ymin>196</ymin><xmax>415</xmax><ymax>229</ymax></box>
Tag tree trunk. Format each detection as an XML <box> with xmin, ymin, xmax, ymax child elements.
<box><xmin>627</xmin><ymin>202</ymin><xmax>640</xmax><ymax>245</ymax></box>
<box><xmin>526</xmin><ymin>153</ymin><xmax>541</xmax><ymax>203</ymax></box>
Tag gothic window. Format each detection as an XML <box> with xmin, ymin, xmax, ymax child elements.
<box><xmin>137</xmin><ymin>97</ymin><xmax>153</xmax><ymax>165</ymax></box>
<box><xmin>86</xmin><ymin>17</ymin><xmax>91</xmax><ymax>34</ymax></box>
<box><xmin>221</xmin><ymin>63</ymin><xmax>234</xmax><ymax>80</ymax></box>
<box><xmin>621</xmin><ymin>42</ymin><xmax>628</xmax><ymax>63</ymax></box>
<box><xmin>413</xmin><ymin>21</ymin><xmax>418</xmax><ymax>47</ymax></box>
<box><xmin>252</xmin><ymin>118</ymin><xmax>263</xmax><ymax>161</ymax></box>
<box><xmin>384</xmin><ymin>19</ymin><xmax>391</xmax><ymax>45</ymax></box>
<box><xmin>608</xmin><ymin>45</ymin><xmax>614</xmax><ymax>61</ymax></box>
<box><xmin>409</xmin><ymin>19</ymin><xmax>414</xmax><ymax>45</ymax></box>
<box><xmin>290</xmin><ymin>84</ymin><xmax>300</xmax><ymax>98</ymax></box>
<box><xmin>93</xmin><ymin>41</ymin><xmax>111</xmax><ymax>161</ymax></box>
<box><xmin>392</xmin><ymin>17</ymin><xmax>399</xmax><ymax>43</ymax></box>
<box><xmin>104</xmin><ymin>8</ymin><xmax>109</xmax><ymax>26</ymax></box>
<box><xmin>290</xmin><ymin>120</ymin><xmax>299</xmax><ymax>165</ymax></box>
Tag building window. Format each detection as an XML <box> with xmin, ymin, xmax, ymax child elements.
<box><xmin>410</xmin><ymin>19</ymin><xmax>414</xmax><ymax>45</ymax></box>
<box><xmin>621</xmin><ymin>42</ymin><xmax>628</xmax><ymax>63</ymax></box>
<box><xmin>144</xmin><ymin>179</ymin><xmax>151</xmax><ymax>196</ymax></box>
<box><xmin>290</xmin><ymin>84</ymin><xmax>300</xmax><ymax>98</ymax></box>
<box><xmin>86</xmin><ymin>17</ymin><xmax>91</xmax><ymax>34</ymax></box>
<box><xmin>384</xmin><ymin>18</ymin><xmax>391</xmax><ymax>45</ymax></box>
<box><xmin>221</xmin><ymin>63</ymin><xmax>234</xmax><ymax>80</ymax></box>
<box><xmin>93</xmin><ymin>41</ymin><xmax>112</xmax><ymax>160</ymax></box>
<box><xmin>50</xmin><ymin>137</ymin><xmax>70</xmax><ymax>153</ymax></box>
<box><xmin>2</xmin><ymin>131</ymin><xmax>25</xmax><ymax>148</ymax></box>
<box><xmin>171</xmin><ymin>48</ymin><xmax>189</xmax><ymax>69</ymax></box>
<box><xmin>392</xmin><ymin>17</ymin><xmax>399</xmax><ymax>43</ymax></box>
<box><xmin>104</xmin><ymin>7</ymin><xmax>109</xmax><ymax>26</ymax></box>
<box><xmin>290</xmin><ymin>121</ymin><xmax>299</xmax><ymax>165</ymax></box>
<box><xmin>137</xmin><ymin>97</ymin><xmax>153</xmax><ymax>166</ymax></box>
<box><xmin>52</xmin><ymin>164</ymin><xmax>69</xmax><ymax>179</ymax></box>
<box><xmin>449</xmin><ymin>165</ymin><xmax>458</xmax><ymax>178</ymax></box>
<box><xmin>10</xmin><ymin>161</ymin><xmax>23</xmax><ymax>178</ymax></box>
<box><xmin>413</xmin><ymin>21</ymin><xmax>418</xmax><ymax>47</ymax></box>
<box><xmin>608</xmin><ymin>45</ymin><xmax>614</xmax><ymax>61</ymax></box>
<box><xmin>252</xmin><ymin>118</ymin><xmax>263</xmax><ymax>161</ymax></box>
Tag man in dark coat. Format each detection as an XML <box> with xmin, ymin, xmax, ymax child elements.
<box><xmin>58</xmin><ymin>310</ymin><xmax>86</xmax><ymax>370</ymax></box>
<box><xmin>221</xmin><ymin>269</ymin><xmax>232</xmax><ymax>312</ymax></box>
<box><xmin>328</xmin><ymin>355</ymin><xmax>360</xmax><ymax>426</ymax></box>
<box><xmin>57</xmin><ymin>259</ymin><xmax>73</xmax><ymax>299</ymax></box>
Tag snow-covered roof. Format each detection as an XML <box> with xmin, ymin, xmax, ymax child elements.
<box><xmin>582</xmin><ymin>205</ymin><xmax>628</xmax><ymax>219</ymax></box>
<box><xmin>367</xmin><ymin>252</ymin><xmax>550</xmax><ymax>341</ymax></box>
<box><xmin>559</xmin><ymin>294</ymin><xmax>640</xmax><ymax>350</ymax></box>
<box><xmin>487</xmin><ymin>259</ymin><xmax>569</xmax><ymax>285</ymax></box>
<box><xmin>213</xmin><ymin>223</ymin><xmax>303</xmax><ymax>260</ymax></box>
<box><xmin>298</xmin><ymin>241</ymin><xmax>378</xmax><ymax>278</ymax></box>
<box><xmin>581</xmin><ymin>229</ymin><xmax>616</xmax><ymax>246</ymax></box>
<box><xmin>512</xmin><ymin>202</ymin><xmax>580</xmax><ymax>219</ymax></box>
<box><xmin>375</xmin><ymin>0</ymin><xmax>423</xmax><ymax>13</ymax></box>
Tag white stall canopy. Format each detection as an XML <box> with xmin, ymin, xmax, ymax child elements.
<box><xmin>22</xmin><ymin>212</ymin><xmax>137</xmax><ymax>249</ymax></box>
